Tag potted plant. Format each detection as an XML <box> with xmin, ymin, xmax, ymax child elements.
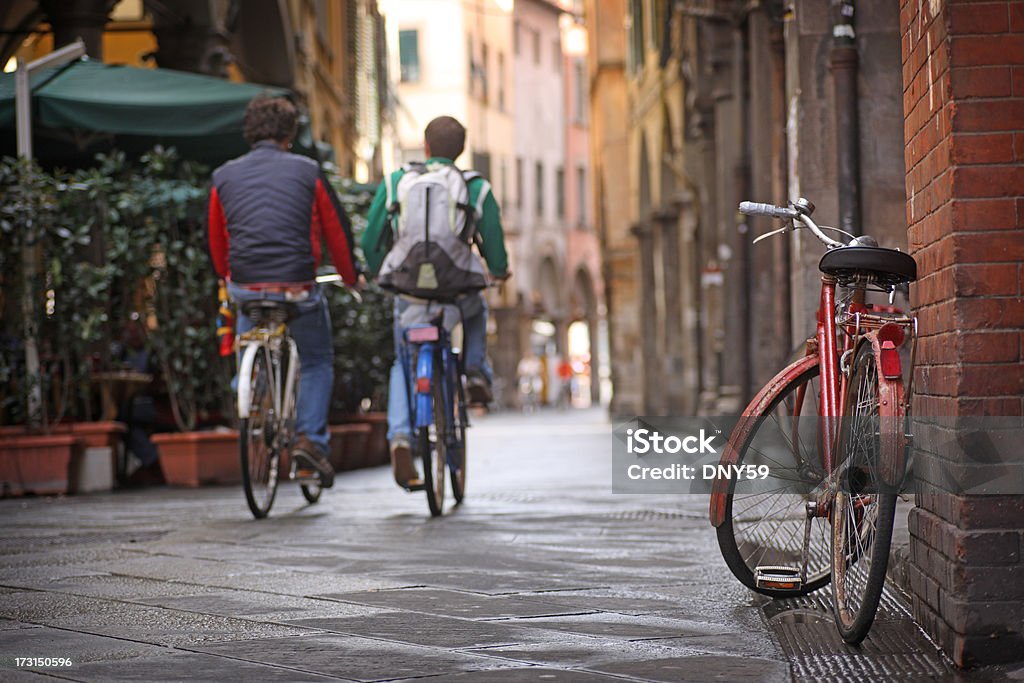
<box><xmin>129</xmin><ymin>148</ymin><xmax>239</xmax><ymax>486</ymax></box>
<box><xmin>325</xmin><ymin>176</ymin><xmax>393</xmax><ymax>469</ymax></box>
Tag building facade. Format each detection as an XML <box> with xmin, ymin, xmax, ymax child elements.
<box><xmin>2</xmin><ymin>0</ymin><xmax>387</xmax><ymax>175</ymax></box>
<box><xmin>382</xmin><ymin>0</ymin><xmax>603</xmax><ymax>408</ymax></box>
<box><xmin>587</xmin><ymin>0</ymin><xmax>1024</xmax><ymax>667</ymax></box>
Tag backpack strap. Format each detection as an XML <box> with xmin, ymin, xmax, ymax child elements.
<box><xmin>456</xmin><ymin>168</ymin><xmax>483</xmax><ymax>243</ymax></box>
<box><xmin>378</xmin><ymin>166</ymin><xmax>412</xmax><ymax>253</ymax></box>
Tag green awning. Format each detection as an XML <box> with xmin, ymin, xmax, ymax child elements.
<box><xmin>0</xmin><ymin>58</ymin><xmax>320</xmax><ymax>166</ymax></box>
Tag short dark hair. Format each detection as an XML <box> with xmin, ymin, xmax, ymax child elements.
<box><xmin>424</xmin><ymin>116</ymin><xmax>466</xmax><ymax>161</ymax></box>
<box><xmin>243</xmin><ymin>96</ymin><xmax>298</xmax><ymax>146</ymax></box>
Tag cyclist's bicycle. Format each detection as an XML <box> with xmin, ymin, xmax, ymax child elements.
<box><xmin>397</xmin><ymin>299</ymin><xmax>470</xmax><ymax>517</ymax></box>
<box><xmin>709</xmin><ymin>198</ymin><xmax>918</xmax><ymax>644</ymax></box>
<box><xmin>235</xmin><ymin>289</ymin><xmax>322</xmax><ymax>519</ymax></box>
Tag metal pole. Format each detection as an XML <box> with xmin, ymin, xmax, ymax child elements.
<box><xmin>15</xmin><ymin>39</ymin><xmax>86</xmax><ymax>429</ymax></box>
<box><xmin>831</xmin><ymin>0</ymin><xmax>861</xmax><ymax>236</ymax></box>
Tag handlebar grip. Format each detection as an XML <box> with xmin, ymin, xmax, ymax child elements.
<box><xmin>738</xmin><ymin>201</ymin><xmax>798</xmax><ymax>219</ymax></box>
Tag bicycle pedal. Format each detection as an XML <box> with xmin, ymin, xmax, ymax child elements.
<box><xmin>755</xmin><ymin>566</ymin><xmax>804</xmax><ymax>592</ymax></box>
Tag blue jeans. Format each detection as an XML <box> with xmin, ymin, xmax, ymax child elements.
<box><xmin>228</xmin><ymin>282</ymin><xmax>334</xmax><ymax>453</ymax></box>
<box><xmin>387</xmin><ymin>293</ymin><xmax>490</xmax><ymax>441</ymax></box>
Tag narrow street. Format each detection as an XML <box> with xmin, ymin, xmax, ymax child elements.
<box><xmin>1</xmin><ymin>409</ymin><xmax>960</xmax><ymax>681</ymax></box>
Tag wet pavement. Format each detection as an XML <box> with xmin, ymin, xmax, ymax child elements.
<box><xmin>0</xmin><ymin>408</ymin><xmax>1003</xmax><ymax>681</ymax></box>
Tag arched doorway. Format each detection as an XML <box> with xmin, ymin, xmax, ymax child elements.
<box><xmin>569</xmin><ymin>266</ymin><xmax>602</xmax><ymax>407</ymax></box>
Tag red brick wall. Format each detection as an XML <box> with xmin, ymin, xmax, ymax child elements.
<box><xmin>900</xmin><ymin>0</ymin><xmax>1024</xmax><ymax>667</ymax></box>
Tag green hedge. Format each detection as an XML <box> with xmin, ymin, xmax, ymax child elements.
<box><xmin>0</xmin><ymin>150</ymin><xmax>392</xmax><ymax>430</ymax></box>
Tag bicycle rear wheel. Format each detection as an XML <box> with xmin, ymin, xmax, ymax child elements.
<box><xmin>449</xmin><ymin>357</ymin><xmax>467</xmax><ymax>504</ymax></box>
<box><xmin>240</xmin><ymin>346</ymin><xmax>280</xmax><ymax>519</ymax></box>
<box><xmin>831</xmin><ymin>342</ymin><xmax>899</xmax><ymax>644</ymax></box>
<box><xmin>714</xmin><ymin>356</ymin><xmax>832</xmax><ymax>597</ymax></box>
<box><xmin>419</xmin><ymin>353</ymin><xmax>446</xmax><ymax>517</ymax></box>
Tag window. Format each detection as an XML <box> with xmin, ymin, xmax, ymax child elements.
<box><xmin>533</xmin><ymin>28</ymin><xmax>541</xmax><ymax>65</ymax></box>
<box><xmin>481</xmin><ymin>42</ymin><xmax>489</xmax><ymax>104</ymax></box>
<box><xmin>577</xmin><ymin>166</ymin><xmax>587</xmax><ymax>226</ymax></box>
<box><xmin>535</xmin><ymin>161</ymin><xmax>544</xmax><ymax>217</ymax></box>
<box><xmin>573</xmin><ymin>58</ymin><xmax>586</xmax><ymax>123</ymax></box>
<box><xmin>399</xmin><ymin>29</ymin><xmax>420</xmax><ymax>82</ymax></box>
<box><xmin>627</xmin><ymin>0</ymin><xmax>643</xmax><ymax>74</ymax></box>
<box><xmin>553</xmin><ymin>38</ymin><xmax>562</xmax><ymax>72</ymax></box>
<box><xmin>467</xmin><ymin>35</ymin><xmax>474</xmax><ymax>95</ymax></box>
<box><xmin>472</xmin><ymin>151</ymin><xmax>492</xmax><ymax>180</ymax></box>
<box><xmin>516</xmin><ymin>158</ymin><xmax>524</xmax><ymax>208</ymax></box>
<box><xmin>497</xmin><ymin>51</ymin><xmax>506</xmax><ymax>111</ymax></box>
<box><xmin>500</xmin><ymin>159</ymin><xmax>507</xmax><ymax>205</ymax></box>
<box><xmin>513</xmin><ymin>20</ymin><xmax>520</xmax><ymax>55</ymax></box>
<box><xmin>556</xmin><ymin>166</ymin><xmax>565</xmax><ymax>218</ymax></box>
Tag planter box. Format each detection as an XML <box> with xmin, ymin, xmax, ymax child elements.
<box><xmin>0</xmin><ymin>434</ymin><xmax>79</xmax><ymax>496</ymax></box>
<box><xmin>153</xmin><ymin>430</ymin><xmax>240</xmax><ymax>487</ymax></box>
<box><xmin>338</xmin><ymin>412</ymin><xmax>389</xmax><ymax>467</ymax></box>
<box><xmin>329</xmin><ymin>423</ymin><xmax>372</xmax><ymax>471</ymax></box>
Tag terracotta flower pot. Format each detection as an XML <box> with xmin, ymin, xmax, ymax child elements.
<box><xmin>329</xmin><ymin>423</ymin><xmax>372</xmax><ymax>471</ymax></box>
<box><xmin>152</xmin><ymin>430</ymin><xmax>240</xmax><ymax>487</ymax></box>
<box><xmin>0</xmin><ymin>434</ymin><xmax>79</xmax><ymax>496</ymax></box>
<box><xmin>340</xmin><ymin>412</ymin><xmax>389</xmax><ymax>467</ymax></box>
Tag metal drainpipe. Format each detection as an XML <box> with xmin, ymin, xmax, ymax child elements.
<box><xmin>734</xmin><ymin>20</ymin><xmax>752</xmax><ymax>406</ymax></box>
<box><xmin>830</xmin><ymin>0</ymin><xmax>862</xmax><ymax>237</ymax></box>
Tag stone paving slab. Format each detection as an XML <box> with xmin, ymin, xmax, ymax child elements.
<box><xmin>389</xmin><ymin>570</ymin><xmax>609</xmax><ymax>595</ymax></box>
<box><xmin>136</xmin><ymin>591</ymin><xmax>385</xmax><ymax>621</ymax></box>
<box><xmin>193</xmin><ymin>633</ymin><xmax>519</xmax><ymax>681</ymax></box>
<box><xmin>62</xmin><ymin>651</ymin><xmax>342</xmax><ymax>682</ymax></box>
<box><xmin>317</xmin><ymin>588</ymin><xmax>593</xmax><ymax>620</ymax></box>
<box><xmin>286</xmin><ymin>610</ymin><xmax>544</xmax><ymax>648</ymax></box>
<box><xmin>500</xmin><ymin>612</ymin><xmax>734</xmax><ymax>641</ymax></box>
<box><xmin>592</xmin><ymin>655</ymin><xmax>791</xmax><ymax>682</ymax></box>
<box><xmin>389</xmin><ymin>667</ymin><xmax>628</xmax><ymax>682</ymax></box>
<box><xmin>0</xmin><ymin>592</ymin><xmax>317</xmax><ymax>648</ymax></box>
<box><xmin>0</xmin><ymin>625</ymin><xmax>170</xmax><ymax>664</ymax></box>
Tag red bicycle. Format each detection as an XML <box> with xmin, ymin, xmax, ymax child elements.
<box><xmin>709</xmin><ymin>198</ymin><xmax>918</xmax><ymax>644</ymax></box>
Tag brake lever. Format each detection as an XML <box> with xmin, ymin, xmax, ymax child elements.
<box><xmin>752</xmin><ymin>225</ymin><xmax>792</xmax><ymax>244</ymax></box>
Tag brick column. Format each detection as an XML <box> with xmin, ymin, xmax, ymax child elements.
<box><xmin>900</xmin><ymin>0</ymin><xmax>1024</xmax><ymax>667</ymax></box>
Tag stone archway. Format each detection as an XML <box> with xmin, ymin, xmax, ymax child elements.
<box><xmin>569</xmin><ymin>266</ymin><xmax>601</xmax><ymax>405</ymax></box>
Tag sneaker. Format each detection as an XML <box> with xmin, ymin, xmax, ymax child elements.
<box><xmin>465</xmin><ymin>371</ymin><xmax>493</xmax><ymax>405</ymax></box>
<box><xmin>390</xmin><ymin>435</ymin><xmax>423</xmax><ymax>490</ymax></box>
<box><xmin>292</xmin><ymin>435</ymin><xmax>334</xmax><ymax>488</ymax></box>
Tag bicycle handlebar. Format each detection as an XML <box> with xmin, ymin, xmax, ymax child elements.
<box><xmin>738</xmin><ymin>201</ymin><xmax>798</xmax><ymax>220</ymax></box>
<box><xmin>739</xmin><ymin>199</ymin><xmax>845</xmax><ymax>250</ymax></box>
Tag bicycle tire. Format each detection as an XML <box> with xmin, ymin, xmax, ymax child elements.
<box><xmin>450</xmin><ymin>357</ymin><xmax>467</xmax><ymax>504</ymax></box>
<box><xmin>240</xmin><ymin>346</ymin><xmax>280</xmax><ymax>519</ymax></box>
<box><xmin>831</xmin><ymin>342</ymin><xmax>900</xmax><ymax>644</ymax></box>
<box><xmin>714</xmin><ymin>356</ymin><xmax>832</xmax><ymax>597</ymax></box>
<box><xmin>301</xmin><ymin>483</ymin><xmax>322</xmax><ymax>503</ymax></box>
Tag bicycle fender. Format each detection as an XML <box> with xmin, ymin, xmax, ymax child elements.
<box><xmin>236</xmin><ymin>343</ymin><xmax>260</xmax><ymax>420</ymax></box>
<box><xmin>415</xmin><ymin>343</ymin><xmax>434</xmax><ymax>430</ymax></box>
<box><xmin>862</xmin><ymin>334</ymin><xmax>908</xmax><ymax>490</ymax></box>
<box><xmin>710</xmin><ymin>353</ymin><xmax>820</xmax><ymax>527</ymax></box>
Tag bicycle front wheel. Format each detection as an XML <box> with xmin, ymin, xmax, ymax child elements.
<box><xmin>240</xmin><ymin>346</ymin><xmax>281</xmax><ymax>519</ymax></box>
<box><xmin>449</xmin><ymin>359</ymin><xmax>467</xmax><ymax>504</ymax></box>
<box><xmin>714</xmin><ymin>356</ymin><xmax>832</xmax><ymax>597</ymax></box>
<box><xmin>831</xmin><ymin>342</ymin><xmax>900</xmax><ymax>644</ymax></box>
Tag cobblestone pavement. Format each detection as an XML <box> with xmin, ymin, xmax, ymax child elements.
<box><xmin>0</xmin><ymin>408</ymin><xmax>998</xmax><ymax>681</ymax></box>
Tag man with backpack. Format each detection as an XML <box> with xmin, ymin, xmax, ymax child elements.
<box><xmin>362</xmin><ymin>116</ymin><xmax>509</xmax><ymax>489</ymax></box>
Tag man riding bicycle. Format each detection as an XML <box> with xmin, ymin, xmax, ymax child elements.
<box><xmin>362</xmin><ymin>116</ymin><xmax>509</xmax><ymax>489</ymax></box>
<box><xmin>207</xmin><ymin>96</ymin><xmax>358</xmax><ymax>488</ymax></box>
